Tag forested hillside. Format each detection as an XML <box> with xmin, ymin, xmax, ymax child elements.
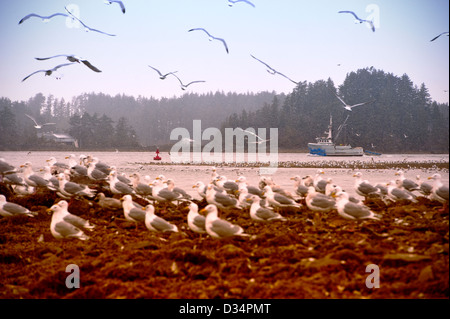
<box><xmin>0</xmin><ymin>67</ymin><xmax>448</xmax><ymax>153</ymax></box>
<box><xmin>222</xmin><ymin>67</ymin><xmax>449</xmax><ymax>153</ymax></box>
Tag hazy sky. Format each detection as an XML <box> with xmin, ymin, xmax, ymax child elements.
<box><xmin>0</xmin><ymin>0</ymin><xmax>448</xmax><ymax>104</ymax></box>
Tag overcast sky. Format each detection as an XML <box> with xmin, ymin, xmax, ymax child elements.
<box><xmin>0</xmin><ymin>0</ymin><xmax>448</xmax><ymax>104</ymax></box>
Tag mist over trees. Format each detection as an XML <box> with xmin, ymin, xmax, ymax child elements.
<box><xmin>222</xmin><ymin>67</ymin><xmax>449</xmax><ymax>153</ymax></box>
<box><xmin>0</xmin><ymin>67</ymin><xmax>448</xmax><ymax>153</ymax></box>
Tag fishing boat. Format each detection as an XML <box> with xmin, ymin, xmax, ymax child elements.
<box><xmin>307</xmin><ymin>115</ymin><xmax>364</xmax><ymax>156</ymax></box>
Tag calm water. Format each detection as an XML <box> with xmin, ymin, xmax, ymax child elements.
<box><xmin>1</xmin><ymin>151</ymin><xmax>448</xmax><ymax>199</ymax></box>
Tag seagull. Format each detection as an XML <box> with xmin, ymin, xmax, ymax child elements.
<box><xmin>148</xmin><ymin>65</ymin><xmax>178</xmax><ymax>80</ymax></box>
<box><xmin>333</xmin><ymin>191</ymin><xmax>380</xmax><ymax>221</ymax></box>
<box><xmin>96</xmin><ymin>193</ymin><xmax>122</xmax><ymax>211</ymax></box>
<box><xmin>313</xmin><ymin>169</ymin><xmax>327</xmax><ymax>194</ymax></box>
<box><xmin>428</xmin><ymin>174</ymin><xmax>449</xmax><ymax>210</ymax></box>
<box><xmin>250</xmin><ymin>54</ymin><xmax>298</xmax><ymax>85</ymax></box>
<box><xmin>247</xmin><ymin>195</ymin><xmax>287</xmax><ymax>222</ymax></box>
<box><xmin>0</xmin><ymin>195</ymin><xmax>36</xmax><ymax>218</ymax></box>
<box><xmin>108</xmin><ymin>171</ymin><xmax>135</xmax><ymax>196</ymax></box>
<box><xmin>430</xmin><ymin>32</ymin><xmax>449</xmax><ymax>42</ymax></box>
<box><xmin>22</xmin><ymin>63</ymin><xmax>76</xmax><ymax>82</ymax></box>
<box><xmin>338</xmin><ymin>10</ymin><xmax>375</xmax><ymax>32</ymax></box>
<box><xmin>57</xmin><ymin>173</ymin><xmax>96</xmax><ymax>198</ymax></box>
<box><xmin>35</xmin><ymin>55</ymin><xmax>101</xmax><ymax>72</ymax></box>
<box><xmin>172</xmin><ymin>74</ymin><xmax>206</xmax><ymax>91</ymax></box>
<box><xmin>353</xmin><ymin>172</ymin><xmax>381</xmax><ymax>198</ymax></box>
<box><xmin>262</xmin><ymin>185</ymin><xmax>301</xmax><ymax>210</ymax></box>
<box><xmin>415</xmin><ymin>175</ymin><xmax>433</xmax><ymax>197</ymax></box>
<box><xmin>151</xmin><ymin>179</ymin><xmax>183</xmax><ymax>204</ymax></box>
<box><xmin>228</xmin><ymin>0</ymin><xmax>255</xmax><ymax>8</ymax></box>
<box><xmin>143</xmin><ymin>204</ymin><xmax>178</xmax><ymax>233</ymax></box>
<box><xmin>290</xmin><ymin>176</ymin><xmax>310</xmax><ymax>198</ymax></box>
<box><xmin>188</xmin><ymin>28</ymin><xmax>229</xmax><ymax>54</ymax></box>
<box><xmin>121</xmin><ymin>194</ymin><xmax>146</xmax><ymax>226</ymax></box>
<box><xmin>24</xmin><ymin>114</ymin><xmax>56</xmax><ymax>129</ymax></box>
<box><xmin>192</xmin><ymin>181</ymin><xmax>207</xmax><ymax>199</ymax></box>
<box><xmin>65</xmin><ymin>6</ymin><xmax>116</xmax><ymax>36</ymax></box>
<box><xmin>166</xmin><ymin>178</ymin><xmax>192</xmax><ymax>200</ymax></box>
<box><xmin>104</xmin><ymin>0</ymin><xmax>126</xmax><ymax>14</ymax></box>
<box><xmin>18</xmin><ymin>12</ymin><xmax>70</xmax><ymax>24</ymax></box>
<box><xmin>334</xmin><ymin>93</ymin><xmax>374</xmax><ymax>111</ymax></box>
<box><xmin>187</xmin><ymin>202</ymin><xmax>206</xmax><ymax>234</ymax></box>
<box><xmin>65</xmin><ymin>154</ymin><xmax>88</xmax><ymax>176</ymax></box>
<box><xmin>201</xmin><ymin>204</ymin><xmax>249</xmax><ymax>239</ymax></box>
<box><xmin>395</xmin><ymin>170</ymin><xmax>420</xmax><ymax>192</ymax></box>
<box><xmin>386</xmin><ymin>180</ymin><xmax>417</xmax><ymax>203</ymax></box>
<box><xmin>20</xmin><ymin>162</ymin><xmax>51</xmax><ymax>189</ymax></box>
<box><xmin>48</xmin><ymin>200</ymin><xmax>95</xmax><ymax>240</ymax></box>
<box><xmin>236</xmin><ymin>128</ymin><xmax>271</xmax><ymax>144</ymax></box>
<box><xmin>129</xmin><ymin>173</ymin><xmax>153</xmax><ymax>199</ymax></box>
<box><xmin>305</xmin><ymin>187</ymin><xmax>336</xmax><ymax>213</ymax></box>
<box><xmin>206</xmin><ymin>184</ymin><xmax>242</xmax><ymax>210</ymax></box>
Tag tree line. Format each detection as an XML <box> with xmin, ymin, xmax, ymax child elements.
<box><xmin>0</xmin><ymin>67</ymin><xmax>448</xmax><ymax>153</ymax></box>
<box><xmin>222</xmin><ymin>67</ymin><xmax>449</xmax><ymax>153</ymax></box>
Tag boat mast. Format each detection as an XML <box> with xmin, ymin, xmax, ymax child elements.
<box><xmin>326</xmin><ymin>115</ymin><xmax>333</xmax><ymax>140</ymax></box>
<box><xmin>334</xmin><ymin>114</ymin><xmax>350</xmax><ymax>142</ymax></box>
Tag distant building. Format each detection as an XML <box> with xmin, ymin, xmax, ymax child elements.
<box><xmin>38</xmin><ymin>132</ymin><xmax>78</xmax><ymax>147</ymax></box>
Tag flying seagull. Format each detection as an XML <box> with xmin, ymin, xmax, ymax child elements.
<box><xmin>18</xmin><ymin>12</ymin><xmax>70</xmax><ymax>24</ymax></box>
<box><xmin>172</xmin><ymin>74</ymin><xmax>205</xmax><ymax>91</ymax></box>
<box><xmin>104</xmin><ymin>0</ymin><xmax>126</xmax><ymax>14</ymax></box>
<box><xmin>25</xmin><ymin>114</ymin><xmax>56</xmax><ymax>129</ymax></box>
<box><xmin>430</xmin><ymin>32</ymin><xmax>449</xmax><ymax>42</ymax></box>
<box><xmin>338</xmin><ymin>10</ymin><xmax>375</xmax><ymax>32</ymax></box>
<box><xmin>228</xmin><ymin>0</ymin><xmax>255</xmax><ymax>8</ymax></box>
<box><xmin>334</xmin><ymin>93</ymin><xmax>374</xmax><ymax>111</ymax></box>
<box><xmin>148</xmin><ymin>65</ymin><xmax>178</xmax><ymax>80</ymax></box>
<box><xmin>236</xmin><ymin>127</ymin><xmax>271</xmax><ymax>144</ymax></box>
<box><xmin>250</xmin><ymin>54</ymin><xmax>298</xmax><ymax>85</ymax></box>
<box><xmin>22</xmin><ymin>63</ymin><xmax>76</xmax><ymax>82</ymax></box>
<box><xmin>35</xmin><ymin>55</ymin><xmax>101</xmax><ymax>73</ymax></box>
<box><xmin>188</xmin><ymin>28</ymin><xmax>229</xmax><ymax>54</ymax></box>
<box><xmin>65</xmin><ymin>6</ymin><xmax>116</xmax><ymax>36</ymax></box>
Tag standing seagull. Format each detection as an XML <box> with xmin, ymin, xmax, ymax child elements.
<box><xmin>48</xmin><ymin>201</ymin><xmax>94</xmax><ymax>240</ymax></box>
<box><xmin>201</xmin><ymin>204</ymin><xmax>249</xmax><ymax>239</ymax></box>
<box><xmin>22</xmin><ymin>63</ymin><xmax>76</xmax><ymax>82</ymax></box>
<box><xmin>0</xmin><ymin>195</ymin><xmax>36</xmax><ymax>218</ymax></box>
<box><xmin>187</xmin><ymin>202</ymin><xmax>206</xmax><ymax>234</ymax></box>
<box><xmin>430</xmin><ymin>32</ymin><xmax>449</xmax><ymax>42</ymax></box>
<box><xmin>143</xmin><ymin>204</ymin><xmax>178</xmax><ymax>233</ymax></box>
<box><xmin>338</xmin><ymin>10</ymin><xmax>375</xmax><ymax>32</ymax></box>
<box><xmin>19</xmin><ymin>12</ymin><xmax>70</xmax><ymax>24</ymax></box>
<box><xmin>334</xmin><ymin>93</ymin><xmax>374</xmax><ymax>111</ymax></box>
<box><xmin>250</xmin><ymin>54</ymin><xmax>298</xmax><ymax>85</ymax></box>
<box><xmin>104</xmin><ymin>0</ymin><xmax>126</xmax><ymax>14</ymax></box>
<box><xmin>247</xmin><ymin>195</ymin><xmax>287</xmax><ymax>222</ymax></box>
<box><xmin>35</xmin><ymin>55</ymin><xmax>101</xmax><ymax>72</ymax></box>
<box><xmin>65</xmin><ymin>6</ymin><xmax>116</xmax><ymax>36</ymax></box>
<box><xmin>172</xmin><ymin>74</ymin><xmax>205</xmax><ymax>91</ymax></box>
<box><xmin>333</xmin><ymin>191</ymin><xmax>380</xmax><ymax>220</ymax></box>
<box><xmin>228</xmin><ymin>0</ymin><xmax>255</xmax><ymax>8</ymax></box>
<box><xmin>188</xmin><ymin>28</ymin><xmax>229</xmax><ymax>54</ymax></box>
<box><xmin>24</xmin><ymin>114</ymin><xmax>56</xmax><ymax>129</ymax></box>
<box><xmin>148</xmin><ymin>65</ymin><xmax>178</xmax><ymax>80</ymax></box>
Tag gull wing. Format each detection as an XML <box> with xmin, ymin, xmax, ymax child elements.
<box><xmin>19</xmin><ymin>13</ymin><xmax>69</xmax><ymax>24</ymax></box>
<box><xmin>22</xmin><ymin>70</ymin><xmax>46</xmax><ymax>82</ymax></box>
<box><xmin>81</xmin><ymin>60</ymin><xmax>102</xmax><ymax>72</ymax></box>
<box><xmin>338</xmin><ymin>11</ymin><xmax>362</xmax><ymax>21</ymax></box>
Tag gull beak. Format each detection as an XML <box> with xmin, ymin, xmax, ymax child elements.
<box><xmin>290</xmin><ymin>177</ymin><xmax>295</xmax><ymax>180</ymax></box>
<box><xmin>199</xmin><ymin>208</ymin><xmax>207</xmax><ymax>214</ymax></box>
<box><xmin>192</xmin><ymin>185</ymin><xmax>196</xmax><ymax>188</ymax></box>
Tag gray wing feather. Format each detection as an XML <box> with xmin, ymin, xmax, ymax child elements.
<box><xmin>211</xmin><ymin>219</ymin><xmax>241</xmax><ymax>237</ymax></box>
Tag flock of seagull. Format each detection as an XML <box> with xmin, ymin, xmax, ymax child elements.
<box><xmin>1</xmin><ymin>156</ymin><xmax>448</xmax><ymax>241</ymax></box>
<box><xmin>19</xmin><ymin>1</ymin><xmax>447</xmax><ymax>93</ymax></box>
